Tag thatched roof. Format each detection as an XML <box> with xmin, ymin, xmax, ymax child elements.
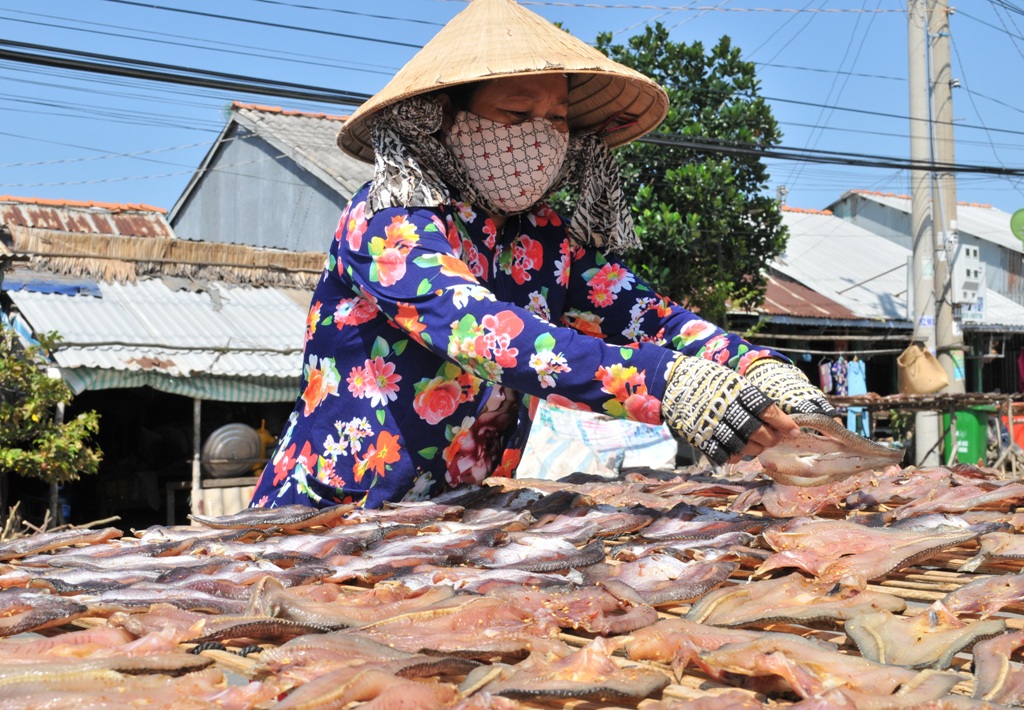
<box><xmin>4</xmin><ymin>225</ymin><xmax>324</xmax><ymax>289</ymax></box>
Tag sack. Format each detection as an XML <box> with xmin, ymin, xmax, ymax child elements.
<box><xmin>897</xmin><ymin>343</ymin><xmax>949</xmax><ymax>394</ymax></box>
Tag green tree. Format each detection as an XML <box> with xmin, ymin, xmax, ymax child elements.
<box><xmin>594</xmin><ymin>24</ymin><xmax>787</xmax><ymax>324</ymax></box>
<box><xmin>0</xmin><ymin>324</ymin><xmax>101</xmax><ymax>518</ymax></box>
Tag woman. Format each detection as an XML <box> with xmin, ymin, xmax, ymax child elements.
<box><xmin>251</xmin><ymin>0</ymin><xmax>834</xmax><ymax>510</ymax></box>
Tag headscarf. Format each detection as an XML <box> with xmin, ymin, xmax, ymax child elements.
<box><xmin>365</xmin><ymin>95</ymin><xmax>641</xmax><ymax>253</ymax></box>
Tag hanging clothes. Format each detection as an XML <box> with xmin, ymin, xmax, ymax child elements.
<box><xmin>831</xmin><ymin>356</ymin><xmax>849</xmax><ymax>397</ymax></box>
<box><xmin>846</xmin><ymin>356</ymin><xmax>869</xmax><ymax>437</ymax></box>
<box><xmin>818</xmin><ymin>357</ymin><xmax>834</xmax><ymax>394</ymax></box>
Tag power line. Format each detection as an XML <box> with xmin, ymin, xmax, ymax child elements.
<box><xmin>98</xmin><ymin>0</ymin><xmax>423</xmax><ymax>49</ymax></box>
<box><xmin>243</xmin><ymin>0</ymin><xmax>445</xmax><ymax>27</ymax></box>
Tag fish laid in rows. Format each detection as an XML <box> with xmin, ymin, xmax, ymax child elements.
<box><xmin>740</xmin><ymin>471</ymin><xmax>876</xmax><ymax>518</ymax></box>
<box><xmin>466</xmin><ymin>535</ymin><xmax>605</xmax><ymax>572</ymax></box>
<box><xmin>755</xmin><ymin>413</ymin><xmax>904</xmax><ymax>487</ymax></box>
<box><xmin>959</xmin><ymin>532</ymin><xmax>1024</xmax><ymax>572</ymax></box>
<box><xmin>0</xmin><ymin>589</ymin><xmax>87</xmax><ymax>637</ymax></box>
<box><xmin>489</xmin><ymin>583</ymin><xmax>659</xmax><ymax>636</ymax></box>
<box><xmin>684</xmin><ymin>572</ymin><xmax>905</xmax><ymax>627</ymax></box>
<box><xmin>845</xmin><ymin>601</ymin><xmax>1006</xmax><ymax>669</ymax></box>
<box><xmin>247</xmin><ymin>577</ymin><xmax>456</xmax><ymax>629</ymax></box>
<box><xmin>0</xmin><ymin>526</ymin><xmax>123</xmax><ymax>562</ymax></box>
<box><xmin>757</xmin><ymin>516</ymin><xmax>980</xmax><ymax>585</ymax></box>
<box><xmin>697</xmin><ymin>633</ymin><xmax>961</xmax><ymax>707</ymax></box>
<box><xmin>942</xmin><ymin>572</ymin><xmax>1024</xmax><ymax>617</ymax></box>
<box><xmin>639</xmin><ymin>502</ymin><xmax>767</xmax><ymax>541</ymax></box>
<box><xmin>397</xmin><ymin>563</ymin><xmax>581</xmax><ymax>594</ymax></box>
<box><xmin>274</xmin><ymin>665</ymin><xmax>462</xmax><ymax>710</ymax></box>
<box><xmin>188</xmin><ymin>502</ymin><xmax>355</xmax><ymax>531</ymax></box>
<box><xmin>622</xmin><ymin>617</ymin><xmax>764</xmax><ymax>677</ymax></box>
<box><xmin>465</xmin><ymin>636</ymin><xmax>670</xmax><ymax>704</ymax></box>
<box><xmin>251</xmin><ymin>629</ymin><xmax>481</xmax><ymax>687</ymax></box>
<box><xmin>346</xmin><ymin>593</ymin><xmax>562</xmax><ymax>661</ymax></box>
<box><xmin>892</xmin><ymin>482</ymin><xmax>1024</xmax><ymax>521</ymax></box>
<box><xmin>583</xmin><ymin>555</ymin><xmax>736</xmax><ymax>606</ymax></box>
<box><xmin>0</xmin><ymin>667</ymin><xmax>280</xmax><ymax>710</ymax></box>
<box><xmin>972</xmin><ymin>629</ymin><xmax>1024</xmax><ymax>705</ymax></box>
<box><xmin>845</xmin><ymin>467</ymin><xmax>955</xmax><ymax>509</ymax></box>
<box><xmin>608</xmin><ymin>531</ymin><xmax>758</xmax><ymax>563</ymax></box>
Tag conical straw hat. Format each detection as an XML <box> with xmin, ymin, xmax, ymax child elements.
<box><xmin>338</xmin><ymin>0</ymin><xmax>669</xmax><ymax>163</ymax></box>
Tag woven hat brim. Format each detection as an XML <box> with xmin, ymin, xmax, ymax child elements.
<box><xmin>337</xmin><ymin>0</ymin><xmax>668</xmax><ymax>163</ymax></box>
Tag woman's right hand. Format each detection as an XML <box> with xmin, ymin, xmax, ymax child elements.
<box><xmin>726</xmin><ymin>403</ymin><xmax>799</xmax><ymax>463</ymax></box>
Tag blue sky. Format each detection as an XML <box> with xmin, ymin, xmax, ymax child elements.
<box><xmin>2</xmin><ymin>1</ymin><xmax>1024</xmax><ymax>223</ymax></box>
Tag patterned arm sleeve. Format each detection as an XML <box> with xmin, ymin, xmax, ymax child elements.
<box><xmin>561</xmin><ymin>245</ymin><xmax>788</xmax><ymax>377</ymax></box>
<box><xmin>336</xmin><ymin>201</ymin><xmax>678</xmax><ymax>424</ymax></box>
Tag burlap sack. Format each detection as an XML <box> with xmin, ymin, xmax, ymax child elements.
<box><xmin>897</xmin><ymin>343</ymin><xmax>949</xmax><ymax>394</ymax></box>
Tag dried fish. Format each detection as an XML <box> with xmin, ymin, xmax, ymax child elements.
<box><xmin>583</xmin><ymin>555</ymin><xmax>736</xmax><ymax>606</ymax></box>
<box><xmin>972</xmin><ymin>629</ymin><xmax>1024</xmax><ymax>704</ymax></box>
<box><xmin>0</xmin><ymin>590</ymin><xmax>87</xmax><ymax>637</ymax></box>
<box><xmin>845</xmin><ymin>601</ymin><xmax>1005</xmax><ymax>669</ymax></box>
<box><xmin>684</xmin><ymin>573</ymin><xmax>906</xmax><ymax>627</ymax></box>
<box><xmin>960</xmin><ymin>532</ymin><xmax>1024</xmax><ymax>572</ymax></box>
<box><xmin>0</xmin><ymin>526</ymin><xmax>123</xmax><ymax>562</ymax></box>
<box><xmin>942</xmin><ymin>572</ymin><xmax>1024</xmax><ymax>617</ymax></box>
<box><xmin>756</xmin><ymin>413</ymin><xmax>904</xmax><ymax>486</ymax></box>
<box><xmin>472</xmin><ymin>636</ymin><xmax>670</xmax><ymax>703</ymax></box>
<box><xmin>274</xmin><ymin>666</ymin><xmax>461</xmax><ymax>709</ymax></box>
<box><xmin>467</xmin><ymin>535</ymin><xmax>605</xmax><ymax>572</ymax></box>
<box><xmin>698</xmin><ymin>633</ymin><xmax>961</xmax><ymax>706</ymax></box>
<box><xmin>189</xmin><ymin>503</ymin><xmax>354</xmax><ymax>530</ymax></box>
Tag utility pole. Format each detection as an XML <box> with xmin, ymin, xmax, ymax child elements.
<box><xmin>907</xmin><ymin>0</ymin><xmax>964</xmax><ymax>466</ymax></box>
<box><xmin>908</xmin><ymin>0</ymin><xmax>940</xmax><ymax>465</ymax></box>
<box><xmin>929</xmin><ymin>0</ymin><xmax>965</xmax><ymax>399</ymax></box>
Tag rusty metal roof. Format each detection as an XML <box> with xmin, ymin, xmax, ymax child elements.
<box><xmin>0</xmin><ymin>196</ymin><xmax>173</xmax><ymax>239</ymax></box>
<box><xmin>759</xmin><ymin>272</ymin><xmax>858</xmax><ymax>320</ymax></box>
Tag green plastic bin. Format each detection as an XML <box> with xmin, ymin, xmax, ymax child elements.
<box><xmin>943</xmin><ymin>405</ymin><xmax>995</xmax><ymax>465</ymax></box>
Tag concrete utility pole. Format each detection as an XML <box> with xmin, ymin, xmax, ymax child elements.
<box><xmin>907</xmin><ymin>0</ymin><xmax>964</xmax><ymax>466</ymax></box>
<box><xmin>908</xmin><ymin>0</ymin><xmax>940</xmax><ymax>465</ymax></box>
<box><xmin>928</xmin><ymin>0</ymin><xmax>965</xmax><ymax>399</ymax></box>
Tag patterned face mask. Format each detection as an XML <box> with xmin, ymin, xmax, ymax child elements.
<box><xmin>444</xmin><ymin>110</ymin><xmax>569</xmax><ymax>214</ymax></box>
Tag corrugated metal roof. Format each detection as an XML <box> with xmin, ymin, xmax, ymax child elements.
<box><xmin>7</xmin><ymin>277</ymin><xmax>307</xmax><ymax>379</ymax></box>
<box><xmin>833</xmin><ymin>190</ymin><xmax>1023</xmax><ymax>254</ymax></box>
<box><xmin>759</xmin><ymin>272</ymin><xmax>858</xmax><ymax>320</ymax></box>
<box><xmin>778</xmin><ymin>207</ymin><xmax>1024</xmax><ymax>332</ymax></box>
<box><xmin>231</xmin><ymin>103</ymin><xmax>375</xmax><ymax>197</ymax></box>
<box><xmin>0</xmin><ymin>196</ymin><xmax>173</xmax><ymax>239</ymax></box>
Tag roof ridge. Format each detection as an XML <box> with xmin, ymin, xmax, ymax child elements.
<box><xmin>0</xmin><ymin>195</ymin><xmax>166</xmax><ymax>213</ymax></box>
<box><xmin>231</xmin><ymin>101</ymin><xmax>349</xmax><ymax>122</ymax></box>
<box><xmin>851</xmin><ymin>189</ymin><xmax>992</xmax><ymax>209</ymax></box>
<box><xmin>781</xmin><ymin>205</ymin><xmax>833</xmax><ymax>215</ymax></box>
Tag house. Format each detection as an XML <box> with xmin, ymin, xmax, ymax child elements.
<box><xmin>745</xmin><ymin>206</ymin><xmax>1024</xmax><ymax>395</ymax></box>
<box><xmin>827</xmin><ymin>190</ymin><xmax>1024</xmax><ymax>306</ymax></box>
<box><xmin>0</xmin><ymin>196</ymin><xmax>322</xmax><ymax>527</ymax></box>
<box><xmin>168</xmin><ymin>103</ymin><xmax>374</xmax><ymax>253</ymax></box>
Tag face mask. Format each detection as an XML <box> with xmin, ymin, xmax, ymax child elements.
<box><xmin>445</xmin><ymin>110</ymin><xmax>569</xmax><ymax>214</ymax></box>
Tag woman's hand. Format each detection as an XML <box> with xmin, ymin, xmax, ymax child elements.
<box><xmin>727</xmin><ymin>403</ymin><xmax>799</xmax><ymax>463</ymax></box>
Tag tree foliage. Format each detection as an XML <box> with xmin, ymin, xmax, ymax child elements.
<box><xmin>594</xmin><ymin>24</ymin><xmax>787</xmax><ymax>324</ymax></box>
<box><xmin>0</xmin><ymin>325</ymin><xmax>101</xmax><ymax>485</ymax></box>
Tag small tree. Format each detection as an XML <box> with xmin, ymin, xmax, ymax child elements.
<box><xmin>0</xmin><ymin>323</ymin><xmax>101</xmax><ymax>524</ymax></box>
<box><xmin>594</xmin><ymin>24</ymin><xmax>787</xmax><ymax>324</ymax></box>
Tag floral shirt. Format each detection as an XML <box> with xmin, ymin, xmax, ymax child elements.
<box><xmin>250</xmin><ymin>183</ymin><xmax>784</xmax><ymax>509</ymax></box>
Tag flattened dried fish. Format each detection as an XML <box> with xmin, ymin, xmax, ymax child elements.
<box><xmin>475</xmin><ymin>637</ymin><xmax>669</xmax><ymax>703</ymax></box>
<box><xmin>274</xmin><ymin>666</ymin><xmax>461</xmax><ymax>710</ymax></box>
<box><xmin>960</xmin><ymin>532</ymin><xmax>1024</xmax><ymax>572</ymax></box>
<box><xmin>757</xmin><ymin>516</ymin><xmax>979</xmax><ymax>584</ymax></box>
<box><xmin>0</xmin><ymin>526</ymin><xmax>122</xmax><ymax>562</ymax></box>
<box><xmin>943</xmin><ymin>572</ymin><xmax>1024</xmax><ymax>617</ymax></box>
<box><xmin>756</xmin><ymin>413</ymin><xmax>904</xmax><ymax>486</ymax></box>
<box><xmin>468</xmin><ymin>535</ymin><xmax>604</xmax><ymax>572</ymax></box>
<box><xmin>972</xmin><ymin>629</ymin><xmax>1024</xmax><ymax>704</ymax></box>
<box><xmin>684</xmin><ymin>573</ymin><xmax>906</xmax><ymax>627</ymax></box>
<box><xmin>0</xmin><ymin>590</ymin><xmax>87</xmax><ymax>637</ymax></box>
<box><xmin>845</xmin><ymin>601</ymin><xmax>1005</xmax><ymax>669</ymax></box>
<box><xmin>189</xmin><ymin>503</ymin><xmax>354</xmax><ymax>530</ymax></box>
<box><xmin>698</xmin><ymin>633</ymin><xmax>960</xmax><ymax>705</ymax></box>
<box><xmin>583</xmin><ymin>555</ymin><xmax>736</xmax><ymax>606</ymax></box>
